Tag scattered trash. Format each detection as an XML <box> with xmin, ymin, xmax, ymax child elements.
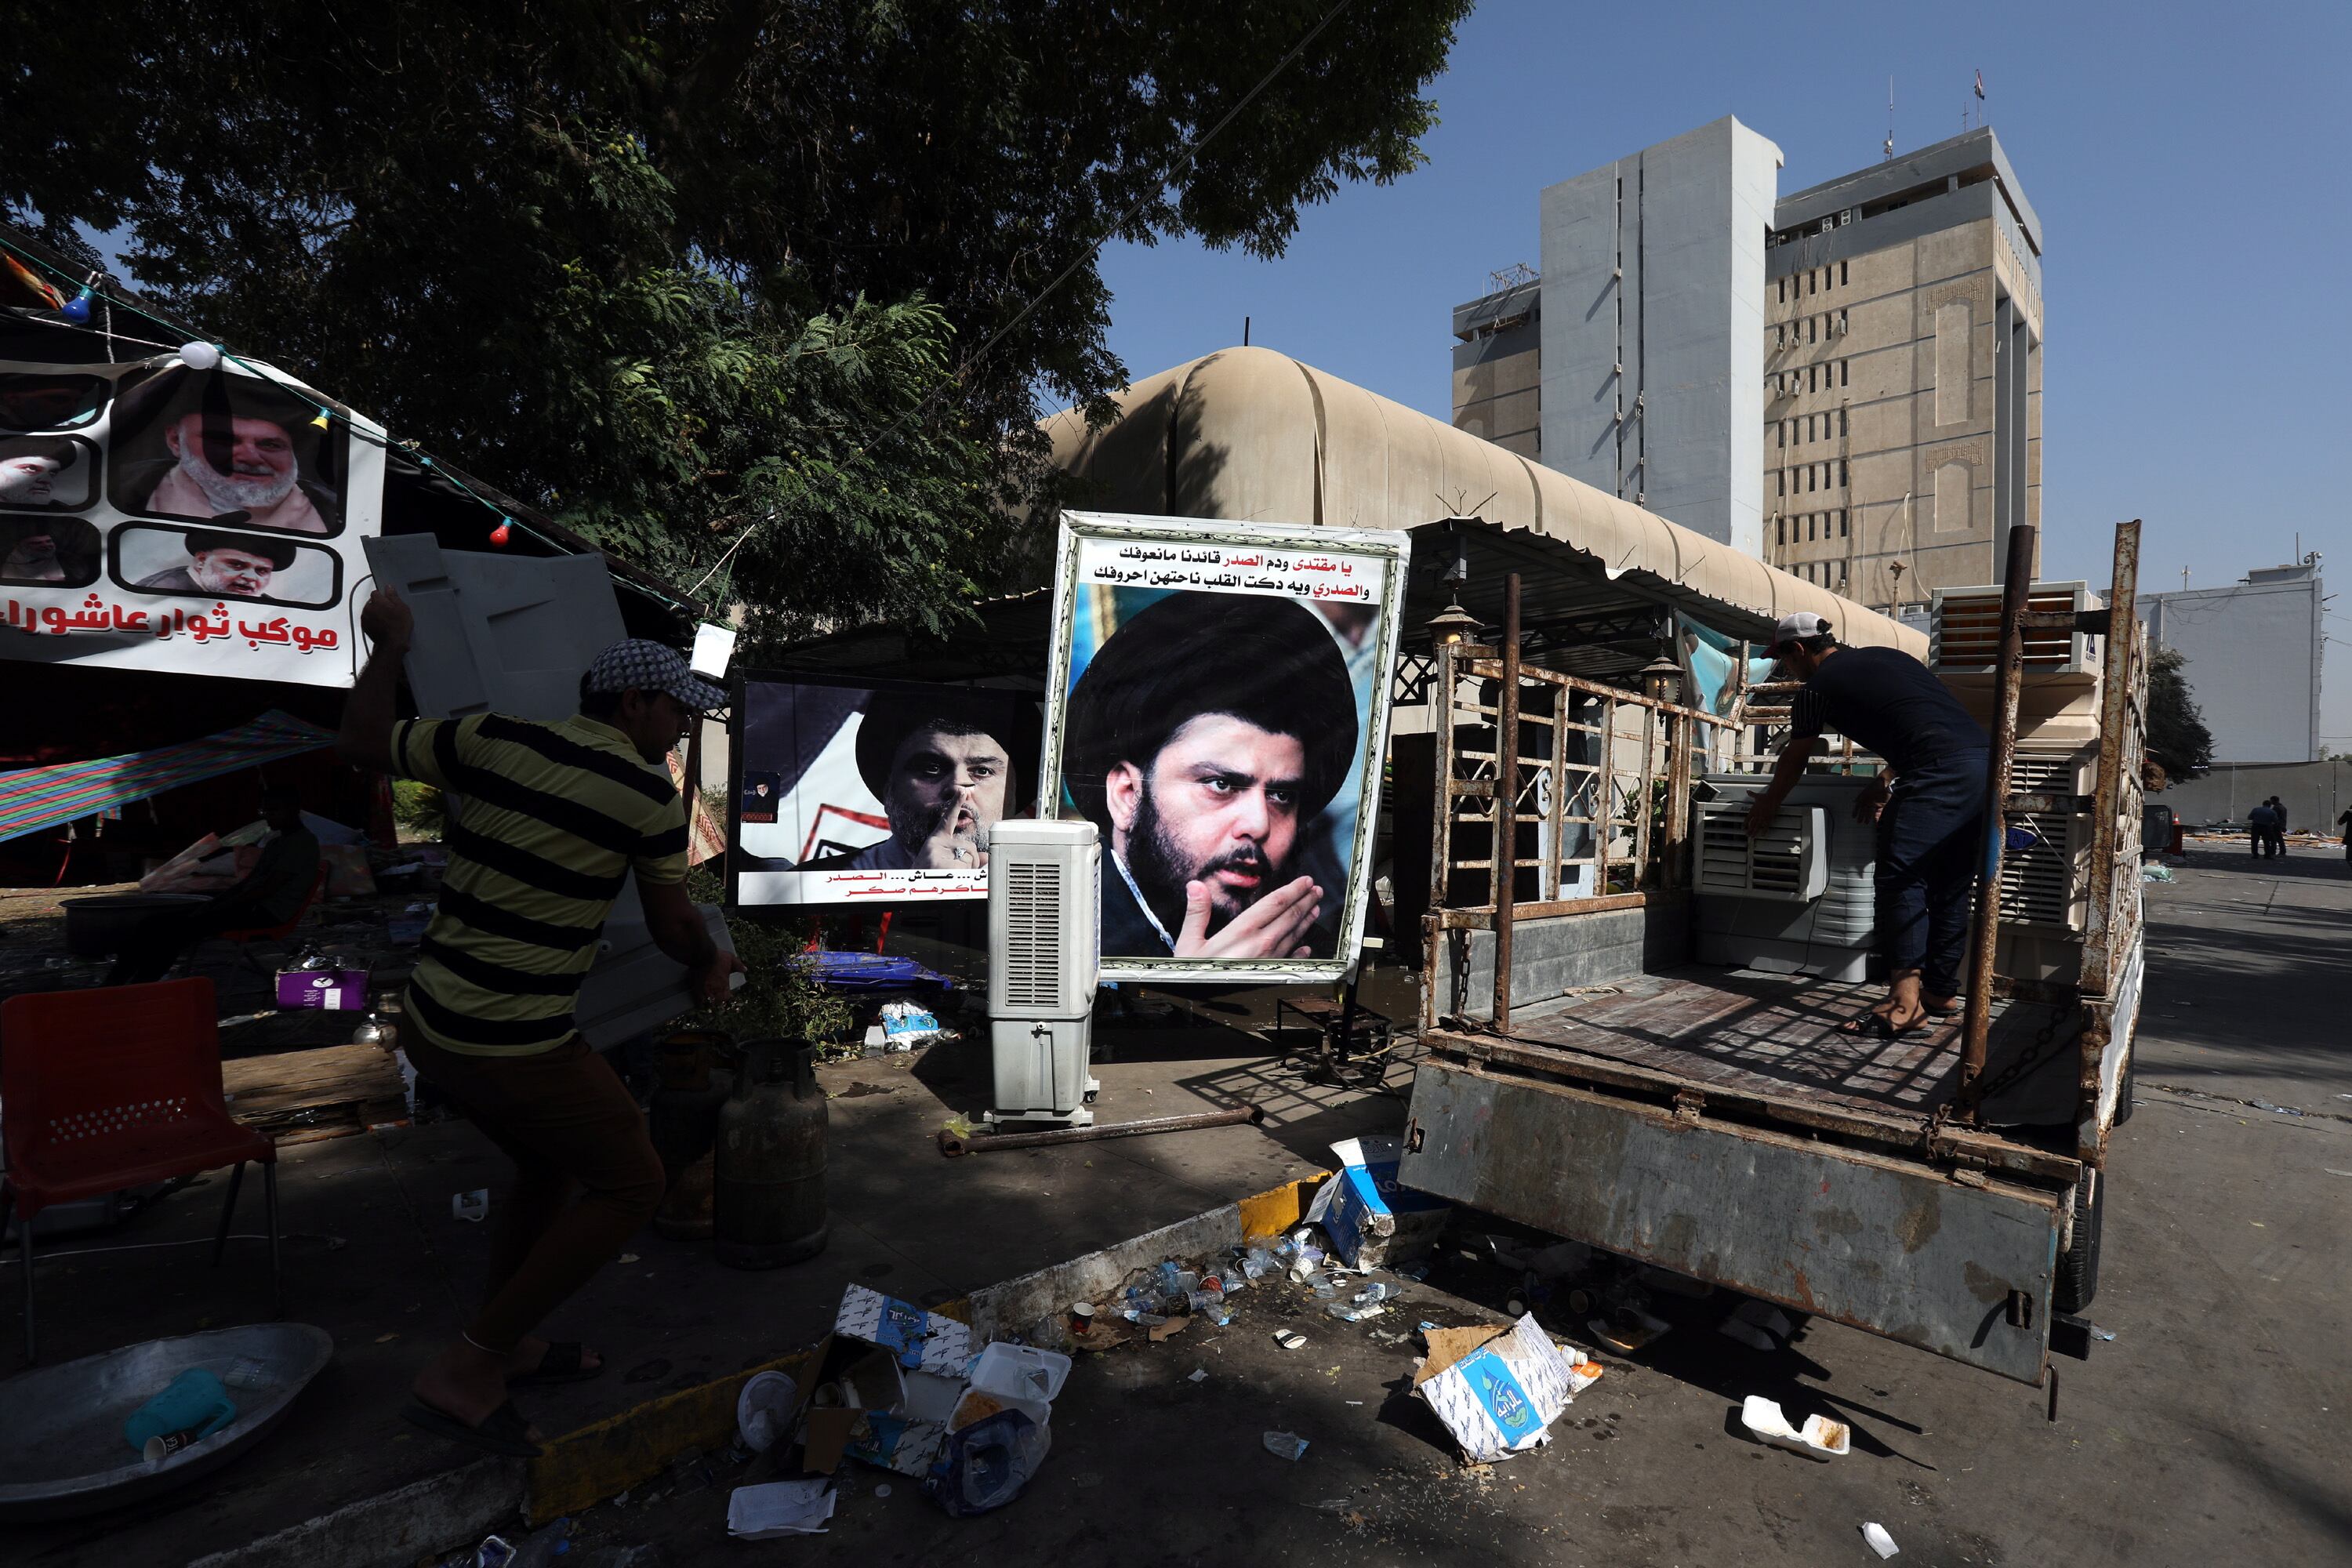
<box><xmin>926</xmin><ymin>1410</ymin><xmax>1051</xmax><ymax>1515</ymax></box>
<box><xmin>1719</xmin><ymin>1299</ymin><xmax>1796</xmax><ymax>1350</ymax></box>
<box><xmin>1739</xmin><ymin>1396</ymin><xmax>1850</xmax><ymax>1459</ymax></box>
<box><xmin>1262</xmin><ymin>1430</ymin><xmax>1310</xmax><ymax>1461</ymax></box>
<box><xmin>1587</xmin><ymin>1308</ymin><xmax>1670</xmax><ymax>1353</ymax></box>
<box><xmin>2089</xmin><ymin>1325</ymin><xmax>2118</xmax><ymax>1342</ymax></box>
<box><xmin>1305</xmin><ymin>1136</ymin><xmax>1453</xmax><ymax>1269</ymax></box>
<box><xmin>1274</xmin><ymin>1330</ymin><xmax>1308</xmax><ymax>1351</ymax></box>
<box><xmin>616</xmin><ymin>1253</ymin><xmax>639</xmax><ymax>1265</ymax></box>
<box><xmin>1188</xmin><ymin>1367</ymin><xmax>1207</xmax><ymax>1383</ymax></box>
<box><xmin>124</xmin><ymin>1368</ymin><xmax>237</xmax><ymax>1458</ymax></box>
<box><xmin>735</xmin><ymin>1370</ymin><xmax>800</xmax><ymax>1454</ymax></box>
<box><xmin>874</xmin><ymin>1483</ymin><xmax>891</xmax><ymax>1498</ymax></box>
<box><xmin>1325</xmin><ymin>1281</ymin><xmax>1399</xmax><ymax>1322</ymax></box>
<box><xmin>728</xmin><ymin>1479</ymin><xmax>836</xmax><ymax>1539</ymax></box>
<box><xmin>1861</xmin><ymin>1520</ymin><xmax>1901</xmax><ymax>1558</ymax></box>
<box><xmin>2140</xmin><ymin>863</ymin><xmax>2176</xmax><ymax>882</ymax></box>
<box><xmin>2249</xmin><ymin>1099</ymin><xmax>2304</xmax><ymax>1117</ymax></box>
<box><xmin>1413</xmin><ymin>1316</ymin><xmax>1584</xmax><ymax>1463</ymax></box>
<box><xmin>451</xmin><ymin>1189</ymin><xmax>489</xmax><ymax>1223</ymax></box>
<box><xmin>1069</xmin><ymin>1302</ymin><xmax>1096</xmax><ymax>1338</ymax></box>
<box><xmin>1307</xmin><ymin>1497</ymin><xmax>1354</xmax><ymax>1512</ymax></box>
<box><xmin>879</xmin><ymin>999</ymin><xmax>948</xmax><ymax>1051</ymax></box>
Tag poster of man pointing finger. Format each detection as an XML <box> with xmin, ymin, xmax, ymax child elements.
<box><xmin>1041</xmin><ymin>511</ymin><xmax>1409</xmax><ymax>984</ymax></box>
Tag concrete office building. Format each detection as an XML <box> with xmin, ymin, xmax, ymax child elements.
<box><xmin>2137</xmin><ymin>561</ymin><xmax>2325</xmax><ymax>764</ymax></box>
<box><xmin>1452</xmin><ymin>124</ymin><xmax>2043</xmax><ymax>612</ymax></box>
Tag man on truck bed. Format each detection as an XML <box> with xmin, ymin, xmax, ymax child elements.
<box><xmin>1745</xmin><ymin>612</ymin><xmax>1990</xmax><ymax>1039</ymax></box>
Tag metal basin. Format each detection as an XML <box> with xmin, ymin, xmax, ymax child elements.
<box><xmin>0</xmin><ymin>1323</ymin><xmax>333</xmax><ymax>1520</ymax></box>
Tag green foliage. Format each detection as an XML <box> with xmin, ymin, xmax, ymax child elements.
<box><xmin>2147</xmin><ymin>645</ymin><xmax>2215</xmax><ymax>773</ymax></box>
<box><xmin>683</xmin><ymin>863</ymin><xmax>854</xmax><ymax>1047</ymax></box>
<box><xmin>390</xmin><ymin>779</ymin><xmax>445</xmax><ymax>840</ymax></box>
<box><xmin>5</xmin><ymin>1</ymin><xmax>1469</xmax><ymax>637</ymax></box>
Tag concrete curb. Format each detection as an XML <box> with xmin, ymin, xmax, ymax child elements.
<box><xmin>194</xmin><ymin>1170</ymin><xmax>1331</xmax><ymax>1564</ymax></box>
<box><xmin>187</xmin><ymin>1456</ymin><xmax>525</xmax><ymax>1568</ymax></box>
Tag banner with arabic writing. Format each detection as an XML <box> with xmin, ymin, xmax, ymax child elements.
<box><xmin>729</xmin><ymin>671</ymin><xmax>1039</xmax><ymax>907</ymax></box>
<box><xmin>1038</xmin><ymin>511</ymin><xmax>1410</xmax><ymax>985</ymax></box>
<box><xmin>0</xmin><ymin>358</ymin><xmax>385</xmax><ymax>686</ymax></box>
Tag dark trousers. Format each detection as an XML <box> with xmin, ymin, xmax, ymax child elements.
<box><xmin>1876</xmin><ymin>753</ymin><xmax>1985</xmax><ymax>1000</ymax></box>
<box><xmin>107</xmin><ymin>899</ymin><xmax>249</xmax><ymax>985</ymax></box>
<box><xmin>401</xmin><ymin>1030</ymin><xmax>663</xmax><ymax>1354</ymax></box>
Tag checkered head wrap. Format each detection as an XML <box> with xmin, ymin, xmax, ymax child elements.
<box><xmin>582</xmin><ymin>639</ymin><xmax>727</xmax><ymax>711</ymax></box>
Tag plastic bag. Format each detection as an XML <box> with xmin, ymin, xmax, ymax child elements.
<box><xmin>923</xmin><ymin>1409</ymin><xmax>1050</xmax><ymax>1516</ymax></box>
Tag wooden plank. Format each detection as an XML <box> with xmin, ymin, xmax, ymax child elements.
<box><xmin>222</xmin><ymin>1044</ymin><xmax>407</xmax><ymax>1124</ymax></box>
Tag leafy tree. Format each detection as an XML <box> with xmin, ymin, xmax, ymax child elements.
<box><xmin>2147</xmin><ymin>644</ymin><xmax>2214</xmax><ymax>774</ymax></box>
<box><xmin>3</xmin><ymin>2</ymin><xmax>1469</xmax><ymax>641</ymax></box>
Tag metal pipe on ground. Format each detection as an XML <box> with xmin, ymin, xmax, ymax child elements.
<box><xmin>938</xmin><ymin>1105</ymin><xmax>1263</xmax><ymax>1157</ymax></box>
<box><xmin>1959</xmin><ymin>522</ymin><xmax>2038</xmax><ymax>1116</ymax></box>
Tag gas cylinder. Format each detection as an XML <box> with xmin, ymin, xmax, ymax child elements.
<box><xmin>713</xmin><ymin>1038</ymin><xmax>829</xmax><ymax>1268</ymax></box>
<box><xmin>649</xmin><ymin>1029</ymin><xmax>733</xmax><ymax>1240</ymax></box>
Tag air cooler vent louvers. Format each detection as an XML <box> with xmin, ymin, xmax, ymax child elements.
<box><xmin>1000</xmin><ymin>860</ymin><xmax>1062</xmax><ymax>1009</ymax></box>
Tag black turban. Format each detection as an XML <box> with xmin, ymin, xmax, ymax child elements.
<box><xmin>1062</xmin><ymin>591</ymin><xmax>1359</xmax><ymax>830</ymax></box>
<box><xmin>854</xmin><ymin>690</ymin><xmax>1023</xmax><ymax>804</ymax></box>
<box><xmin>185</xmin><ymin>529</ymin><xmax>299</xmax><ymax>569</ymax></box>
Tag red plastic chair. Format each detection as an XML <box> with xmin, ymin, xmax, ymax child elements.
<box><xmin>1</xmin><ymin>978</ymin><xmax>280</xmax><ymax>1364</ymax></box>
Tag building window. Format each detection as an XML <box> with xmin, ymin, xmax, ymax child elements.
<box><xmin>1840</xmin><ymin>459</ymin><xmax>1849</xmax><ymax>486</ymax></box>
<box><xmin>1935</xmin><ymin>296</ymin><xmax>1973</xmax><ymax>424</ymax></box>
<box><xmin>1839</xmin><ymin>408</ymin><xmax>1849</xmax><ymax>437</ymax></box>
<box><xmin>1839</xmin><ymin>509</ymin><xmax>1850</xmax><ymax>537</ymax></box>
<box><xmin>1776</xmin><ymin>516</ymin><xmax>1785</xmax><ymax>546</ymax></box>
<box><xmin>1777</xmin><ymin>470</ymin><xmax>1785</xmax><ymax>497</ymax></box>
<box><xmin>1838</xmin><ymin>561</ymin><xmax>1849</xmax><ymax>588</ymax></box>
<box><xmin>1840</xmin><ymin>260</ymin><xmax>1849</xmax><ymax>286</ymax></box>
<box><xmin>1840</xmin><ymin>359</ymin><xmax>1849</xmax><ymax>387</ymax></box>
<box><xmin>1777</xmin><ymin>421</ymin><xmax>1785</xmax><ymax>448</ymax></box>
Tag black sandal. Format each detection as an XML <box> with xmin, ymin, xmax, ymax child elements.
<box><xmin>1838</xmin><ymin>1013</ymin><xmax>1918</xmax><ymax>1041</ymax></box>
<box><xmin>509</xmin><ymin>1341</ymin><xmax>604</xmax><ymax>1388</ymax></box>
<box><xmin>404</xmin><ymin>1396</ymin><xmax>544</xmax><ymax>1457</ymax></box>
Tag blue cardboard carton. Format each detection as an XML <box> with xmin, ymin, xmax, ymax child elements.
<box><xmin>1308</xmin><ymin>1135</ymin><xmax>1452</xmax><ymax>1269</ymax></box>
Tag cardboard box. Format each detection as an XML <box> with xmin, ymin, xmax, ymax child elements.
<box><xmin>1410</xmin><ymin>1315</ymin><xmax>1586</xmax><ymax>1463</ymax></box>
<box><xmin>833</xmin><ymin>1283</ymin><xmax>975</xmax><ymax>1375</ymax></box>
<box><xmin>1308</xmin><ymin>1135</ymin><xmax>1453</xmax><ymax>1269</ymax></box>
<box><xmin>275</xmin><ymin>967</ymin><xmax>369</xmax><ymax>1011</ymax></box>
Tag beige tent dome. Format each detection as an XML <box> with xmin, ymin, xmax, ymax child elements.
<box><xmin>1044</xmin><ymin>345</ymin><xmax>1922</xmax><ymax>655</ymax></box>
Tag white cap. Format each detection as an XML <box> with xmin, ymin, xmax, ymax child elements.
<box><xmin>1772</xmin><ymin>612</ymin><xmax>1833</xmax><ymax>651</ymax></box>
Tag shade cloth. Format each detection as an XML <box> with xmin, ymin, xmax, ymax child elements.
<box><xmin>0</xmin><ymin>710</ymin><xmax>336</xmax><ymax>844</ymax></box>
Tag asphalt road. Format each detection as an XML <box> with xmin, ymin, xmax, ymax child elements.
<box><xmin>560</xmin><ymin>850</ymin><xmax>2350</xmax><ymax>1566</ymax></box>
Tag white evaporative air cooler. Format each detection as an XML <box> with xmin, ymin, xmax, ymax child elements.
<box><xmin>985</xmin><ymin>818</ymin><xmax>1102</xmax><ymax>1127</ymax></box>
<box><xmin>1694</xmin><ymin>774</ymin><xmax>1878</xmax><ymax>982</ymax></box>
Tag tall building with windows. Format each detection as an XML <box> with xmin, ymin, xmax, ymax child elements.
<box><xmin>1763</xmin><ymin>129</ymin><xmax>2042</xmax><ymax>609</ymax></box>
<box><xmin>1451</xmin><ymin>124</ymin><xmax>2043</xmax><ymax>611</ymax></box>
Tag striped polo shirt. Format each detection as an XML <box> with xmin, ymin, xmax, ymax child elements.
<box><xmin>391</xmin><ymin>713</ymin><xmax>688</xmax><ymax>1056</ymax></box>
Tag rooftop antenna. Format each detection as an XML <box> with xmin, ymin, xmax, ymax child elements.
<box><xmin>1971</xmin><ymin>67</ymin><xmax>1987</xmax><ymax>129</ymax></box>
<box><xmin>1884</xmin><ymin>78</ymin><xmax>1895</xmax><ymax>161</ymax></box>
<box><xmin>2182</xmin><ymin>567</ymin><xmax>2190</xmax><ymax>591</ymax></box>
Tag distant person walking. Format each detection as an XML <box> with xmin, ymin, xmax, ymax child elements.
<box><xmin>2248</xmin><ymin>802</ymin><xmax>2278</xmax><ymax>859</ymax></box>
<box><xmin>2266</xmin><ymin>797</ymin><xmax>2290</xmax><ymax>856</ymax></box>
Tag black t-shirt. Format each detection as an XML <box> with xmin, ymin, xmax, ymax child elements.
<box><xmin>1788</xmin><ymin>646</ymin><xmax>1987</xmax><ymax>775</ymax></box>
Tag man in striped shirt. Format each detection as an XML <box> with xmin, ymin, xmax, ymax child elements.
<box><xmin>340</xmin><ymin>588</ymin><xmax>742</xmax><ymax>1456</ymax></box>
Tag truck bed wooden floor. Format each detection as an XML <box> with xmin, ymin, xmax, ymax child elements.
<box><xmin>1496</xmin><ymin>967</ymin><xmax>2078</xmax><ymax>1124</ymax></box>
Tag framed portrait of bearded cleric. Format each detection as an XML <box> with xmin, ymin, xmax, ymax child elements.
<box><xmin>729</xmin><ymin>670</ymin><xmax>1040</xmax><ymax>907</ymax></box>
<box><xmin>0</xmin><ymin>358</ymin><xmax>384</xmax><ymax>687</ymax></box>
<box><xmin>1038</xmin><ymin>511</ymin><xmax>1410</xmax><ymax>985</ymax></box>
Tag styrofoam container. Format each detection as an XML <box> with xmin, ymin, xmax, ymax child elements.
<box><xmin>1739</xmin><ymin>1395</ymin><xmax>1851</xmax><ymax>1458</ymax></box>
<box><xmin>948</xmin><ymin>1385</ymin><xmax>1051</xmax><ymax>1432</ymax></box>
<box><xmin>967</xmin><ymin>1342</ymin><xmax>1070</xmax><ymax>1405</ymax></box>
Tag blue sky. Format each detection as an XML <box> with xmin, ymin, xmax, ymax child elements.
<box><xmin>1096</xmin><ymin>0</ymin><xmax>2352</xmax><ymax>745</ymax></box>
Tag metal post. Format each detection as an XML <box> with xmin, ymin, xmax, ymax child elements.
<box><xmin>1959</xmin><ymin>523</ymin><xmax>2038</xmax><ymax>1115</ymax></box>
<box><xmin>1547</xmin><ymin>682</ymin><xmax>1570</xmax><ymax>899</ymax></box>
<box><xmin>1494</xmin><ymin>573</ymin><xmax>1523</xmax><ymax>1033</ymax></box>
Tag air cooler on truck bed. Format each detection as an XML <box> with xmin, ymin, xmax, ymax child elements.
<box><xmin>1694</xmin><ymin>774</ymin><xmax>1878</xmax><ymax>981</ymax></box>
<box><xmin>985</xmin><ymin>819</ymin><xmax>1102</xmax><ymax>1127</ymax></box>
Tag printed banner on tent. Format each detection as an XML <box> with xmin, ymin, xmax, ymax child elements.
<box><xmin>0</xmin><ymin>358</ymin><xmax>387</xmax><ymax>686</ymax></box>
<box><xmin>730</xmin><ymin>672</ymin><xmax>1039</xmax><ymax>906</ymax></box>
<box><xmin>1037</xmin><ymin>510</ymin><xmax>1410</xmax><ymax>984</ymax></box>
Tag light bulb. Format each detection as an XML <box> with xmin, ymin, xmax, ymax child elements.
<box><xmin>489</xmin><ymin>518</ymin><xmax>513</xmax><ymax>547</ymax></box>
<box><xmin>310</xmin><ymin>408</ymin><xmax>332</xmax><ymax>430</ymax></box>
<box><xmin>179</xmin><ymin>342</ymin><xmax>222</xmax><ymax>370</ymax></box>
<box><xmin>61</xmin><ymin>289</ymin><xmax>93</xmax><ymax>324</ymax></box>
